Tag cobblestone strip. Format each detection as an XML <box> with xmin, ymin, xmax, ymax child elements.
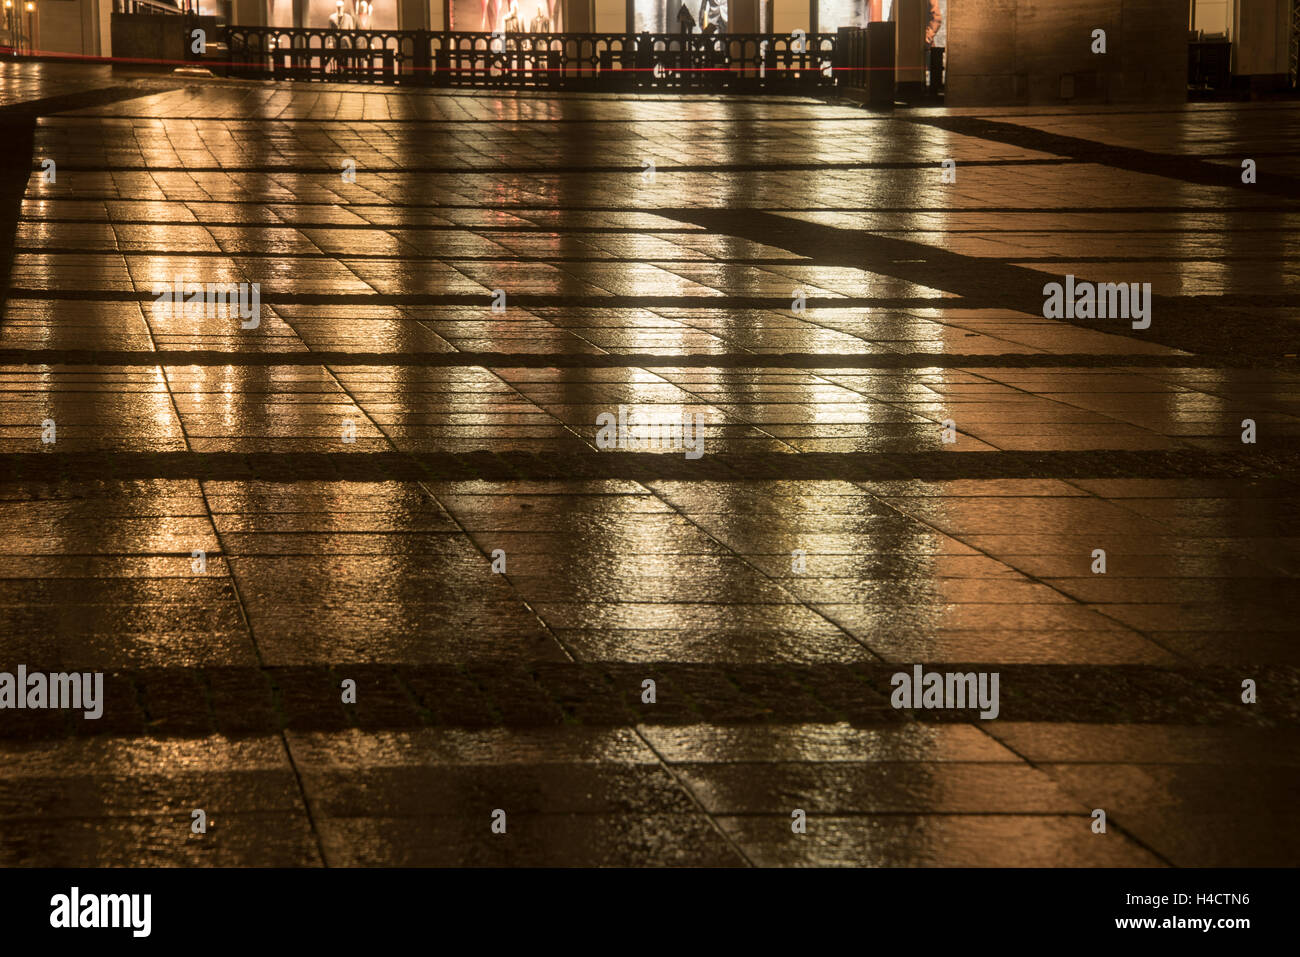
<box><xmin>0</xmin><ymin>664</ymin><xmax>1291</xmax><ymax>740</ymax></box>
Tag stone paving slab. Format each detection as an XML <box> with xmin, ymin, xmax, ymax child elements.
<box><xmin>8</xmin><ymin>721</ymin><xmax>1296</xmax><ymax>865</ymax></box>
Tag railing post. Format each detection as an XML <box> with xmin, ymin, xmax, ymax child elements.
<box><xmin>211</xmin><ymin>26</ymin><xmax>898</xmax><ymax>96</ymax></box>
<box><xmin>636</xmin><ymin>31</ymin><xmax>651</xmax><ymax>90</ymax></box>
<box><xmin>630</xmin><ymin>36</ymin><xmax>642</xmax><ymax>91</ymax></box>
<box><xmin>833</xmin><ymin>26</ymin><xmax>849</xmax><ymax>90</ymax></box>
<box><xmin>414</xmin><ymin>29</ymin><xmax>432</xmax><ymax>86</ymax></box>
<box><xmin>434</xmin><ymin>39</ymin><xmax>449</xmax><ymax>88</ymax></box>
<box><xmin>866</xmin><ymin>20</ymin><xmax>894</xmax><ymax>108</ymax></box>
<box><xmin>548</xmin><ymin>38</ymin><xmax>561</xmax><ymax>90</ymax></box>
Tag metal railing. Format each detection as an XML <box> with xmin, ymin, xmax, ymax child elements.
<box><xmin>228</xmin><ymin>27</ymin><xmax>412</xmax><ymax>83</ymax></box>
<box><xmin>224</xmin><ymin>27</ymin><xmax>866</xmax><ymax>92</ymax></box>
<box><xmin>833</xmin><ymin>21</ymin><xmax>894</xmax><ymax>104</ymax></box>
<box><xmin>1291</xmin><ymin>0</ymin><xmax>1298</xmax><ymax>88</ymax></box>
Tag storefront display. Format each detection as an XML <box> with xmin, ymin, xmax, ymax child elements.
<box><xmin>260</xmin><ymin>0</ymin><xmax>939</xmax><ymax>38</ymax></box>
<box><xmin>634</xmin><ymin>0</ymin><xmax>729</xmax><ymax>34</ymax></box>
<box><xmin>816</xmin><ymin>0</ymin><xmax>876</xmax><ymax>31</ymax></box>
<box><xmin>451</xmin><ymin>0</ymin><xmax>561</xmax><ymax>31</ymax></box>
<box><xmin>267</xmin><ymin>0</ymin><xmax>394</xmax><ymax>28</ymax></box>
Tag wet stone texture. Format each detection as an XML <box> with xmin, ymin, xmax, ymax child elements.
<box><xmin>0</xmin><ymin>62</ymin><xmax>1297</xmax><ymax>866</ymax></box>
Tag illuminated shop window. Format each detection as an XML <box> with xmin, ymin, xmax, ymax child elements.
<box><xmin>816</xmin><ymin>0</ymin><xmax>893</xmax><ymax>31</ymax></box>
<box><xmin>294</xmin><ymin>0</ymin><xmax>397</xmax><ymax>28</ymax></box>
<box><xmin>818</xmin><ymin>0</ymin><xmax>865</xmax><ymax>30</ymax></box>
<box><xmin>451</xmin><ymin>0</ymin><xmax>562</xmax><ymax>31</ymax></box>
<box><xmin>815</xmin><ymin>1</ymin><xmax>945</xmax><ymax>41</ymax></box>
<box><xmin>635</xmin><ymin>0</ymin><xmax>729</xmax><ymax>33</ymax></box>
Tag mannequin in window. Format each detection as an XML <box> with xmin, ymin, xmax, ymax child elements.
<box><xmin>327</xmin><ymin>0</ymin><xmax>354</xmax><ymax>72</ymax></box>
<box><xmin>696</xmin><ymin>0</ymin><xmax>726</xmax><ymax>34</ymax></box>
<box><xmin>340</xmin><ymin>3</ymin><xmax>354</xmax><ymax>51</ymax></box>
<box><xmin>323</xmin><ymin>0</ymin><xmax>345</xmax><ymax>33</ymax></box>
<box><xmin>504</xmin><ymin>0</ymin><xmax>522</xmax><ymax>32</ymax></box>
<box><xmin>529</xmin><ymin>3</ymin><xmax>549</xmax><ymax>32</ymax></box>
<box><xmin>353</xmin><ymin>1</ymin><xmax>370</xmax><ymax>54</ymax></box>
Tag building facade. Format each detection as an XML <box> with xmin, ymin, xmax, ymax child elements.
<box><xmin>22</xmin><ymin>0</ymin><xmax>1298</xmax><ymax>105</ymax></box>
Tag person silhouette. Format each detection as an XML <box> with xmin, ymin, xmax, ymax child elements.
<box><xmin>326</xmin><ymin>1</ymin><xmax>353</xmax><ymax>74</ymax></box>
<box><xmin>503</xmin><ymin>0</ymin><xmax>522</xmax><ymax>32</ymax></box>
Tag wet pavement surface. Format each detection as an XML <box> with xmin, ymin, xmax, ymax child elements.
<box><xmin>0</xmin><ymin>62</ymin><xmax>1297</xmax><ymax>866</ymax></box>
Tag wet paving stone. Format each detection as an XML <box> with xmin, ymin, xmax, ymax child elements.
<box><xmin>0</xmin><ymin>814</ymin><xmax>322</xmax><ymax>867</ymax></box>
<box><xmin>315</xmin><ymin>813</ymin><xmax>743</xmax><ymax>867</ymax></box>
<box><xmin>0</xmin><ymin>62</ymin><xmax>1295</xmax><ymax>866</ymax></box>
<box><xmin>0</xmin><ymin>734</ymin><xmax>318</xmax><ymax>865</ymax></box>
<box><xmin>676</xmin><ymin>761</ymin><xmax>1089</xmax><ymax>815</ymax></box>
<box><xmin>714</xmin><ymin>815</ymin><xmax>1164</xmax><ymax>867</ymax></box>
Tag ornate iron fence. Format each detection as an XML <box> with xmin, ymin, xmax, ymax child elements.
<box><xmin>224</xmin><ymin>27</ymin><xmax>858</xmax><ymax>92</ymax></box>
<box><xmin>226</xmin><ymin>27</ymin><xmax>417</xmax><ymax>84</ymax></box>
